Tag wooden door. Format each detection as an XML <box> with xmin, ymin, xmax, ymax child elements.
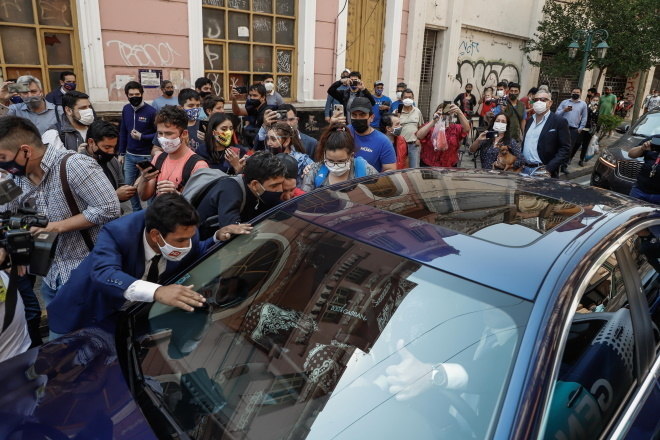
<box><xmin>346</xmin><ymin>0</ymin><xmax>386</xmax><ymax>90</ymax></box>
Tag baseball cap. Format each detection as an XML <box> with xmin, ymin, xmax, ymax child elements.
<box><xmin>350</xmin><ymin>97</ymin><xmax>373</xmax><ymax>114</ymax></box>
<box><xmin>374</xmin><ymin>80</ymin><xmax>384</xmax><ymax>87</ymax></box>
<box><xmin>650</xmin><ymin>135</ymin><xmax>660</xmax><ymax>148</ymax></box>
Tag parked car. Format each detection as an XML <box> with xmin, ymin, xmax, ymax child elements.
<box><xmin>1</xmin><ymin>169</ymin><xmax>659</xmax><ymax>440</ymax></box>
<box><xmin>591</xmin><ymin>109</ymin><xmax>660</xmax><ymax>194</ymax></box>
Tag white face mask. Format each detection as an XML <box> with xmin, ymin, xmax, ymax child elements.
<box><xmin>158</xmin><ymin>233</ymin><xmax>192</xmax><ymax>262</ymax></box>
<box><xmin>159</xmin><ymin>136</ymin><xmax>182</xmax><ymax>153</ymax></box>
<box><xmin>326</xmin><ymin>160</ymin><xmax>351</xmax><ymax>176</ymax></box>
<box><xmin>396</xmin><ymin>91</ymin><xmax>402</xmax><ymax>100</ymax></box>
<box><xmin>264</xmin><ymin>82</ymin><xmax>274</xmax><ymax>93</ymax></box>
<box><xmin>493</xmin><ymin>122</ymin><xmax>507</xmax><ymax>132</ymax></box>
<box><xmin>533</xmin><ymin>100</ymin><xmax>548</xmax><ymax>114</ymax></box>
<box><xmin>402</xmin><ymin>98</ymin><xmax>414</xmax><ymax>107</ymax></box>
<box><xmin>496</xmin><ymin>89</ymin><xmax>505</xmax><ymax>97</ymax></box>
<box><xmin>77</xmin><ymin>108</ymin><xmax>94</xmax><ymax>126</ymax></box>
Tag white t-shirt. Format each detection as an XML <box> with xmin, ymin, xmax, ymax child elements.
<box><xmin>0</xmin><ymin>271</ymin><xmax>31</xmax><ymax>363</ymax></box>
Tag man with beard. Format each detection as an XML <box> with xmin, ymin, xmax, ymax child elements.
<box><xmin>8</xmin><ymin>76</ymin><xmax>63</xmax><ymax>135</ymax></box>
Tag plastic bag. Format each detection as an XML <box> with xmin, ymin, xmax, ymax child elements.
<box><xmin>585</xmin><ymin>134</ymin><xmax>599</xmax><ymax>161</ymax></box>
<box><xmin>431</xmin><ymin>122</ymin><xmax>448</xmax><ymax>152</ymax></box>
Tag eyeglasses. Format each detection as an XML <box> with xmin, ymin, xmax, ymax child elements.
<box><xmin>325</xmin><ymin>158</ymin><xmax>350</xmax><ymax>168</ymax></box>
<box><xmin>533</xmin><ymin>98</ymin><xmax>551</xmax><ymax>102</ymax></box>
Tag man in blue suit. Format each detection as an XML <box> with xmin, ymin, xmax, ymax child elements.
<box><xmin>47</xmin><ymin>193</ymin><xmax>252</xmax><ymax>335</ymax></box>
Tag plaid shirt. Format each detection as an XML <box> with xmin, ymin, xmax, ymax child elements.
<box><xmin>1</xmin><ymin>144</ymin><xmax>120</xmax><ymax>288</ymax></box>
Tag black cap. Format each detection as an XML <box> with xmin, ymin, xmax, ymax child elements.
<box><xmin>276</xmin><ymin>153</ymin><xmax>298</xmax><ymax>179</ymax></box>
<box><xmin>350</xmin><ymin>97</ymin><xmax>373</xmax><ymax>114</ymax></box>
<box><xmin>650</xmin><ymin>135</ymin><xmax>660</xmax><ymax>147</ymax></box>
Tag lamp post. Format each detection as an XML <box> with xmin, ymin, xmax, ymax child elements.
<box><xmin>567</xmin><ymin>29</ymin><xmax>609</xmax><ymax>89</ymax></box>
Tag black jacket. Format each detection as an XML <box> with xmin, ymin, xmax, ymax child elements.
<box><xmin>327</xmin><ymin>81</ymin><xmax>376</xmax><ymax>115</ymax></box>
<box><xmin>48</xmin><ymin>116</ymin><xmax>85</xmax><ymax>151</ymax></box>
<box><xmin>521</xmin><ymin>112</ymin><xmax>571</xmax><ymax>176</ymax></box>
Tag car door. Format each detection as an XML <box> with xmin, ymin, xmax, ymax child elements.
<box><xmin>540</xmin><ymin>236</ymin><xmax>656</xmax><ymax>440</ymax></box>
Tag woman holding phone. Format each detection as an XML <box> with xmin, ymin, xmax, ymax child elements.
<box><xmin>199</xmin><ymin>113</ymin><xmax>246</xmax><ymax>174</ymax></box>
<box><xmin>469</xmin><ymin>113</ymin><xmax>521</xmax><ymax>170</ymax></box>
<box><xmin>416</xmin><ymin>103</ymin><xmax>470</xmax><ymax>168</ymax></box>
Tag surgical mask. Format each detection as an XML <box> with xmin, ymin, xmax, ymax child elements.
<box><xmin>159</xmin><ymin>136</ymin><xmax>182</xmax><ymax>153</ymax></box>
<box><xmin>63</xmin><ymin>82</ymin><xmax>76</xmax><ymax>91</ymax></box>
<box><xmin>591</xmin><ymin>100</ymin><xmax>599</xmax><ymax>106</ymax></box>
<box><xmin>571</xmin><ymin>93</ymin><xmax>580</xmax><ymax>100</ymax></box>
<box><xmin>264</xmin><ymin>82</ymin><xmax>274</xmax><ymax>93</ymax></box>
<box><xmin>496</xmin><ymin>90</ymin><xmax>505</xmax><ymax>97</ymax></box>
<box><xmin>493</xmin><ymin>122</ymin><xmax>507</xmax><ymax>132</ymax></box>
<box><xmin>533</xmin><ymin>100</ymin><xmax>548</xmax><ymax>114</ymax></box>
<box><xmin>77</xmin><ymin>108</ymin><xmax>95</xmax><ymax>126</ymax></box>
<box><xmin>164</xmin><ymin>90</ymin><xmax>174</xmax><ymax>97</ymax></box>
<box><xmin>326</xmin><ymin>161</ymin><xmax>350</xmax><ymax>176</ymax></box>
<box><xmin>0</xmin><ymin>149</ymin><xmax>27</xmax><ymax>176</ymax></box>
<box><xmin>9</xmin><ymin>96</ymin><xmax>23</xmax><ymax>104</ymax></box>
<box><xmin>158</xmin><ymin>233</ymin><xmax>192</xmax><ymax>262</ymax></box>
<box><xmin>214</xmin><ymin>129</ymin><xmax>233</xmax><ymax>147</ymax></box>
<box><xmin>257</xmin><ymin>183</ymin><xmax>283</xmax><ymax>209</ymax></box>
<box><xmin>23</xmin><ymin>96</ymin><xmax>42</xmax><ymax>110</ymax></box>
<box><xmin>402</xmin><ymin>98</ymin><xmax>414</xmax><ymax>107</ymax></box>
<box><xmin>352</xmin><ymin>119</ymin><xmax>369</xmax><ymax>134</ymax></box>
<box><xmin>129</xmin><ymin>96</ymin><xmax>143</xmax><ymax>107</ymax></box>
<box><xmin>396</xmin><ymin>91</ymin><xmax>402</xmax><ymax>100</ymax></box>
<box><xmin>185</xmin><ymin>108</ymin><xmax>200</xmax><ymax>121</ymax></box>
<box><xmin>392</xmin><ymin>126</ymin><xmax>402</xmax><ymax>136</ymax></box>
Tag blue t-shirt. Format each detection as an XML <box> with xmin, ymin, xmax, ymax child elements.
<box><xmin>349</xmin><ymin>126</ymin><xmax>396</xmax><ymax>172</ymax></box>
<box><xmin>371</xmin><ymin>94</ymin><xmax>392</xmax><ymax>128</ymax></box>
<box><xmin>151</xmin><ymin>96</ymin><xmax>179</xmax><ymax>113</ymax></box>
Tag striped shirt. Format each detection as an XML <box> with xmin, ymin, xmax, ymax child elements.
<box><xmin>0</xmin><ymin>144</ymin><xmax>120</xmax><ymax>288</ymax></box>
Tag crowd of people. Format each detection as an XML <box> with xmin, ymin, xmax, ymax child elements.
<box><xmin>0</xmin><ymin>68</ymin><xmax>652</xmax><ymax>360</ymax></box>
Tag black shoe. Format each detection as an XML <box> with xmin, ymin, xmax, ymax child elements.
<box><xmin>578</xmin><ymin>160</ymin><xmax>584</xmax><ymax>167</ymax></box>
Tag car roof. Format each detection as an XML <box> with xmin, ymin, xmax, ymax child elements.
<box><xmin>284</xmin><ymin>168</ymin><xmax>643</xmax><ymax>301</ymax></box>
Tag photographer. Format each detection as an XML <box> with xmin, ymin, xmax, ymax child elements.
<box><xmin>0</xmin><ymin>117</ymin><xmax>120</xmax><ymax>304</ymax></box>
<box><xmin>0</xmin><ymin>248</ymin><xmax>31</xmax><ymax>362</ymax></box>
<box><xmin>628</xmin><ymin>135</ymin><xmax>660</xmax><ymax>204</ymax></box>
<box><xmin>327</xmin><ymin>71</ymin><xmax>376</xmax><ymax>124</ymax></box>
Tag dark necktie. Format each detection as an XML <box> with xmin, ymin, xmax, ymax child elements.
<box><xmin>146</xmin><ymin>254</ymin><xmax>161</xmax><ymax>283</ymax></box>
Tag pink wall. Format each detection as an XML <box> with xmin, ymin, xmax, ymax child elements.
<box><xmin>314</xmin><ymin>0</ymin><xmax>339</xmax><ymax>100</ymax></box>
<box><xmin>398</xmin><ymin>0</ymin><xmax>410</xmax><ymax>83</ymax></box>
<box><xmin>100</xmin><ymin>0</ymin><xmax>191</xmax><ymax>101</ymax></box>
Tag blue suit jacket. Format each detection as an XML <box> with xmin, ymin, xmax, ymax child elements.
<box><xmin>47</xmin><ymin>211</ymin><xmax>215</xmax><ymax>334</ymax></box>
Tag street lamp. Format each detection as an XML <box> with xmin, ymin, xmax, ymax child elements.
<box><xmin>566</xmin><ymin>29</ymin><xmax>609</xmax><ymax>89</ymax></box>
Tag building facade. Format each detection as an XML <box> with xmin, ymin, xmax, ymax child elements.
<box><xmin>1</xmin><ymin>0</ymin><xmax>653</xmax><ymax>121</ymax></box>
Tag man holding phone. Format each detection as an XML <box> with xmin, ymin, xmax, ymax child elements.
<box><xmin>327</xmin><ymin>71</ymin><xmax>376</xmax><ymax>124</ymax></box>
<box><xmin>555</xmin><ymin>88</ymin><xmax>588</xmax><ymax>173</ymax></box>
<box><xmin>628</xmin><ymin>135</ymin><xmax>660</xmax><ymax>204</ymax></box>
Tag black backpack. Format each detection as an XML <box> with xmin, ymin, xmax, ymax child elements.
<box><xmin>155</xmin><ymin>152</ymin><xmax>205</xmax><ymax>191</ymax></box>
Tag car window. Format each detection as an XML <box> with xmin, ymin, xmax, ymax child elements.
<box><xmin>543</xmin><ymin>251</ymin><xmax>638</xmax><ymax>440</ymax></box>
<box><xmin>626</xmin><ymin>232</ymin><xmax>660</xmax><ymax>345</ymax></box>
<box><xmin>631</xmin><ymin>112</ymin><xmax>660</xmax><ymax>137</ymax></box>
<box><xmin>134</xmin><ymin>214</ymin><xmax>532</xmax><ymax>440</ymax></box>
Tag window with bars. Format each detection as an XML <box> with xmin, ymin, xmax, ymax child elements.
<box><xmin>0</xmin><ymin>0</ymin><xmax>81</xmax><ymax>92</ymax></box>
<box><xmin>418</xmin><ymin>29</ymin><xmax>439</xmax><ymax>121</ymax></box>
<box><xmin>202</xmin><ymin>0</ymin><xmax>296</xmax><ymax>101</ymax></box>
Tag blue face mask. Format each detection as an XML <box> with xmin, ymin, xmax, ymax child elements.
<box><xmin>10</xmin><ymin>96</ymin><xmax>23</xmax><ymax>105</ymax></box>
<box><xmin>185</xmin><ymin>107</ymin><xmax>200</xmax><ymax>121</ymax></box>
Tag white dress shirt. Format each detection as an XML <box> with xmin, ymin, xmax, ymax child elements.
<box><xmin>523</xmin><ymin>111</ymin><xmax>551</xmax><ymax>164</ymax></box>
<box><xmin>123</xmin><ymin>231</ymin><xmax>167</xmax><ymax>302</ymax></box>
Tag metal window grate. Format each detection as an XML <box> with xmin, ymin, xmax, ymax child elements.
<box><xmin>419</xmin><ymin>29</ymin><xmax>439</xmax><ymax>121</ymax></box>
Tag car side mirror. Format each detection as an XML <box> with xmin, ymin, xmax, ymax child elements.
<box><xmin>615</xmin><ymin>123</ymin><xmax>629</xmax><ymax>134</ymax></box>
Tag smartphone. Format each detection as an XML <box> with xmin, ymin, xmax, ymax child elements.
<box><xmin>442</xmin><ymin>101</ymin><xmax>452</xmax><ymax>113</ymax></box>
<box><xmin>137</xmin><ymin>160</ymin><xmax>158</xmax><ymax>173</ymax></box>
<box><xmin>198</xmin><ymin>120</ymin><xmax>209</xmax><ymax>134</ymax></box>
<box><xmin>233</xmin><ymin>86</ymin><xmax>248</xmax><ymax>94</ymax></box>
<box><xmin>566</xmin><ymin>105</ymin><xmax>573</xmax><ymax>111</ymax></box>
<box><xmin>351</xmin><ymin>80</ymin><xmax>359</xmax><ymax>87</ymax></box>
<box><xmin>486</xmin><ymin>131</ymin><xmax>497</xmax><ymax>139</ymax></box>
<box><xmin>276</xmin><ymin>109</ymin><xmax>288</xmax><ymax>120</ymax></box>
<box><xmin>333</xmin><ymin>104</ymin><xmax>344</xmax><ymax>114</ymax></box>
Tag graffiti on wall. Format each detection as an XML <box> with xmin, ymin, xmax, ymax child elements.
<box><xmin>458</xmin><ymin>40</ymin><xmax>480</xmax><ymax>57</ymax></box>
<box><xmin>106</xmin><ymin>40</ymin><xmax>181</xmax><ymax>67</ymax></box>
<box><xmin>455</xmin><ymin>60</ymin><xmax>520</xmax><ymax>99</ymax></box>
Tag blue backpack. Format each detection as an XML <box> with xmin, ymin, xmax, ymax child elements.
<box><xmin>314</xmin><ymin>156</ymin><xmax>369</xmax><ymax>188</ymax></box>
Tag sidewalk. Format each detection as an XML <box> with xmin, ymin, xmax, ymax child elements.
<box><xmin>560</xmin><ymin>132</ymin><xmax>622</xmax><ymax>181</ymax></box>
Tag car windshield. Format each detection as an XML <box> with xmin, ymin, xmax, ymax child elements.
<box><xmin>631</xmin><ymin>112</ymin><xmax>660</xmax><ymax>137</ymax></box>
<box><xmin>134</xmin><ymin>212</ymin><xmax>532</xmax><ymax>440</ymax></box>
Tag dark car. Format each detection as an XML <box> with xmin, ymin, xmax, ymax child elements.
<box><xmin>591</xmin><ymin>110</ymin><xmax>660</xmax><ymax>194</ymax></box>
<box><xmin>1</xmin><ymin>169</ymin><xmax>659</xmax><ymax>440</ymax></box>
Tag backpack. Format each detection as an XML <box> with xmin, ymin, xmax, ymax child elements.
<box><xmin>155</xmin><ymin>152</ymin><xmax>205</xmax><ymax>191</ymax></box>
<box><xmin>314</xmin><ymin>156</ymin><xmax>368</xmax><ymax>188</ymax></box>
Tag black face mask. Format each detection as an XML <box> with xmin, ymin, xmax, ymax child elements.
<box><xmin>352</xmin><ymin>119</ymin><xmax>369</xmax><ymax>133</ymax></box>
<box><xmin>571</xmin><ymin>94</ymin><xmax>580</xmax><ymax>100</ymax></box>
<box><xmin>200</xmin><ymin>91</ymin><xmax>212</xmax><ymax>99</ymax></box>
<box><xmin>164</xmin><ymin>90</ymin><xmax>174</xmax><ymax>97</ymax></box>
<box><xmin>256</xmin><ymin>183</ymin><xmax>283</xmax><ymax>210</ymax></box>
<box><xmin>0</xmin><ymin>148</ymin><xmax>27</xmax><ymax>176</ymax></box>
<box><xmin>509</xmin><ymin>94</ymin><xmax>518</xmax><ymax>101</ymax></box>
<box><xmin>129</xmin><ymin>96</ymin><xmax>143</xmax><ymax>107</ymax></box>
<box><xmin>93</xmin><ymin>147</ymin><xmax>116</xmax><ymax>164</ymax></box>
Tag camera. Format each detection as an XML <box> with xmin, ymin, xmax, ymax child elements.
<box><xmin>0</xmin><ymin>179</ymin><xmax>57</xmax><ymax>276</ymax></box>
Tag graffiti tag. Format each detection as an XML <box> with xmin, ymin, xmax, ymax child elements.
<box><xmin>458</xmin><ymin>40</ymin><xmax>480</xmax><ymax>57</ymax></box>
<box><xmin>456</xmin><ymin>60</ymin><xmax>520</xmax><ymax>99</ymax></box>
<box><xmin>106</xmin><ymin>40</ymin><xmax>181</xmax><ymax>67</ymax></box>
